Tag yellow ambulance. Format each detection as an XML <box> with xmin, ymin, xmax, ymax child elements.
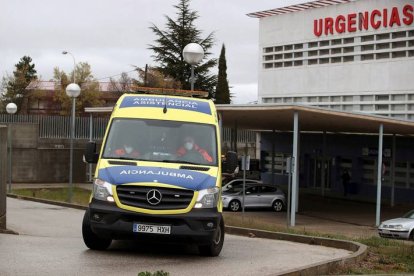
<box><xmin>82</xmin><ymin>93</ymin><xmax>235</xmax><ymax>256</ymax></box>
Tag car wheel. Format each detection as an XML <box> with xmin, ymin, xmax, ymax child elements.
<box><xmin>199</xmin><ymin>218</ymin><xmax>225</xmax><ymax>257</ymax></box>
<box><xmin>272</xmin><ymin>200</ymin><xmax>284</xmax><ymax>212</ymax></box>
<box><xmin>229</xmin><ymin>200</ymin><xmax>241</xmax><ymax>212</ymax></box>
<box><xmin>82</xmin><ymin>209</ymin><xmax>112</xmax><ymax>250</ymax></box>
<box><xmin>410</xmin><ymin>230</ymin><xmax>414</xmax><ymax>241</ymax></box>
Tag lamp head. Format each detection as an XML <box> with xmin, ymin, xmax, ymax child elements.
<box><xmin>65</xmin><ymin>83</ymin><xmax>81</xmax><ymax>98</ymax></box>
<box><xmin>183</xmin><ymin>43</ymin><xmax>204</xmax><ymax>65</ymax></box>
<box><xmin>6</xmin><ymin>103</ymin><xmax>17</xmax><ymax>114</ymax></box>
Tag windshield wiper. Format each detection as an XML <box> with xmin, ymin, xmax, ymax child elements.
<box><xmin>161</xmin><ymin>160</ymin><xmax>199</xmax><ymax>165</ymax></box>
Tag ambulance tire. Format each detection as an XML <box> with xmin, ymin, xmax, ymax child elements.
<box><xmin>198</xmin><ymin>218</ymin><xmax>225</xmax><ymax>257</ymax></box>
<box><xmin>82</xmin><ymin>209</ymin><xmax>112</xmax><ymax>250</ymax></box>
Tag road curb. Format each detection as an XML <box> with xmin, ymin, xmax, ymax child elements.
<box><xmin>7</xmin><ymin>194</ymin><xmax>88</xmax><ymax>211</ymax></box>
<box><xmin>7</xmin><ymin>194</ymin><xmax>367</xmax><ymax>275</ymax></box>
<box><xmin>225</xmin><ymin>226</ymin><xmax>367</xmax><ymax>276</ymax></box>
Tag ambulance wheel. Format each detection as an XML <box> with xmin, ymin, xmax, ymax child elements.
<box><xmin>82</xmin><ymin>209</ymin><xmax>112</xmax><ymax>250</ymax></box>
<box><xmin>199</xmin><ymin>218</ymin><xmax>225</xmax><ymax>257</ymax></box>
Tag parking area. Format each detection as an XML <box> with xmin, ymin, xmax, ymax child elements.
<box><xmin>224</xmin><ymin>192</ymin><xmax>414</xmax><ymax>239</ymax></box>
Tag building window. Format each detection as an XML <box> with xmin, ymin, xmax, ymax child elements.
<box><xmin>343</xmin><ymin>56</ymin><xmax>354</xmax><ymax>62</ymax></box>
<box><xmin>264</xmin><ymin>47</ymin><xmax>273</xmax><ymax>53</ymax></box>
<box><xmin>274</xmin><ymin>46</ymin><xmax>283</xmax><ymax>52</ymax></box>
<box><xmin>331</xmin><ymin>96</ymin><xmax>341</xmax><ymax>102</ymax></box>
<box><xmin>331</xmin><ymin>39</ymin><xmax>342</xmax><ymax>45</ymax></box>
<box><xmin>392</xmin><ymin>94</ymin><xmax>406</xmax><ymax>101</ymax></box>
<box><xmin>362</xmin><ymin>44</ymin><xmax>374</xmax><ymax>51</ymax></box>
<box><xmin>375</xmin><ymin>104</ymin><xmax>389</xmax><ymax>111</ymax></box>
<box><xmin>392</xmin><ymin>31</ymin><xmax>406</xmax><ymax>39</ymax></box>
<box><xmin>361</xmin><ymin>95</ymin><xmax>374</xmax><ymax>101</ymax></box>
<box><xmin>264</xmin><ymin>63</ymin><xmax>273</xmax><ymax>69</ymax></box>
<box><xmin>294</xmin><ymin>52</ymin><xmax>303</xmax><ymax>58</ymax></box>
<box><xmin>343</xmin><ymin>46</ymin><xmax>354</xmax><ymax>53</ymax></box>
<box><xmin>343</xmin><ymin>96</ymin><xmax>353</xmax><ymax>102</ymax></box>
<box><xmin>391</xmin><ymin>104</ymin><xmax>406</xmax><ymax>111</ymax></box>
<box><xmin>308</xmin><ymin>42</ymin><xmax>318</xmax><ymax>48</ymax></box>
<box><xmin>294</xmin><ymin>44</ymin><xmax>303</xmax><ymax>50</ymax></box>
<box><xmin>361</xmin><ymin>35</ymin><xmax>374</xmax><ymax>42</ymax></box>
<box><xmin>361</xmin><ymin>54</ymin><xmax>374</xmax><ymax>61</ymax></box>
<box><xmin>308</xmin><ymin>50</ymin><xmax>318</xmax><ymax>57</ymax></box>
<box><xmin>392</xmin><ymin>51</ymin><xmax>406</xmax><ymax>58</ymax></box>
<box><xmin>308</xmin><ymin>59</ymin><xmax>318</xmax><ymax>65</ymax></box>
<box><xmin>376</xmin><ymin>43</ymin><xmax>390</xmax><ymax>50</ymax></box>
<box><xmin>344</xmin><ymin>37</ymin><xmax>354</xmax><ymax>44</ymax></box>
<box><xmin>392</xmin><ymin>41</ymin><xmax>406</xmax><ymax>48</ymax></box>
<box><xmin>331</xmin><ymin>57</ymin><xmax>341</xmax><ymax>63</ymax></box>
<box><xmin>376</xmin><ymin>33</ymin><xmax>390</xmax><ymax>40</ymax></box>
<box><xmin>319</xmin><ymin>49</ymin><xmax>329</xmax><ymax>55</ymax></box>
<box><xmin>284</xmin><ymin>45</ymin><xmax>293</xmax><ymax>51</ymax></box>
<box><xmin>361</xmin><ymin>105</ymin><xmax>373</xmax><ymax>111</ymax></box>
<box><xmin>320</xmin><ymin>40</ymin><xmax>329</xmax><ymax>47</ymax></box>
<box><xmin>294</xmin><ymin>60</ymin><xmax>303</xmax><ymax>66</ymax></box>
<box><xmin>331</xmin><ymin>48</ymin><xmax>342</xmax><ymax>54</ymax></box>
<box><xmin>284</xmin><ymin>53</ymin><xmax>293</xmax><ymax>59</ymax></box>
<box><xmin>376</xmin><ymin>95</ymin><xmax>389</xmax><ymax>101</ymax></box>
<box><xmin>376</xmin><ymin>53</ymin><xmax>390</xmax><ymax>59</ymax></box>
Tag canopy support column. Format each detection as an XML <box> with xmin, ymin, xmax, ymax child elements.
<box><xmin>290</xmin><ymin>111</ymin><xmax>300</xmax><ymax>227</ymax></box>
<box><xmin>376</xmin><ymin>124</ymin><xmax>384</xmax><ymax>227</ymax></box>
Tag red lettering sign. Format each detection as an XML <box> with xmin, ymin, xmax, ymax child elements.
<box><xmin>390</xmin><ymin>7</ymin><xmax>401</xmax><ymax>27</ymax></box>
<box><xmin>335</xmin><ymin>15</ymin><xmax>346</xmax><ymax>33</ymax></box>
<box><xmin>348</xmin><ymin>13</ymin><xmax>357</xmax><ymax>32</ymax></box>
<box><xmin>314</xmin><ymin>19</ymin><xmax>323</xmax><ymax>37</ymax></box>
<box><xmin>371</xmin><ymin>9</ymin><xmax>381</xmax><ymax>29</ymax></box>
<box><xmin>325</xmin><ymin>17</ymin><xmax>334</xmax><ymax>35</ymax></box>
<box><xmin>313</xmin><ymin>4</ymin><xmax>413</xmax><ymax>37</ymax></box>
<box><xmin>403</xmin><ymin>4</ymin><xmax>413</xmax><ymax>25</ymax></box>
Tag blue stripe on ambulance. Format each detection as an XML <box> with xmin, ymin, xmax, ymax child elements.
<box><xmin>119</xmin><ymin>96</ymin><xmax>211</xmax><ymax>115</ymax></box>
<box><xmin>98</xmin><ymin>166</ymin><xmax>216</xmax><ymax>191</ymax></box>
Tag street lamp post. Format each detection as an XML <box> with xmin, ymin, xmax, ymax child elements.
<box><xmin>183</xmin><ymin>43</ymin><xmax>204</xmax><ymax>91</ymax></box>
<box><xmin>66</xmin><ymin>83</ymin><xmax>81</xmax><ymax>202</ymax></box>
<box><xmin>62</xmin><ymin>51</ymin><xmax>76</xmax><ymax>83</ymax></box>
<box><xmin>6</xmin><ymin>103</ymin><xmax>17</xmax><ymax>193</ymax></box>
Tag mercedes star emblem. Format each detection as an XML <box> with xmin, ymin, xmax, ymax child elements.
<box><xmin>146</xmin><ymin>189</ymin><xmax>162</xmax><ymax>205</ymax></box>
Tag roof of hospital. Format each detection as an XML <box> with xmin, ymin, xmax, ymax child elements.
<box><xmin>247</xmin><ymin>0</ymin><xmax>355</xmax><ymax>18</ymax></box>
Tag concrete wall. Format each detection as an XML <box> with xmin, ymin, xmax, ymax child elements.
<box><xmin>0</xmin><ymin>125</ymin><xmax>7</xmax><ymax>229</ymax></box>
<box><xmin>10</xmin><ymin>123</ymin><xmax>96</xmax><ymax>183</ymax></box>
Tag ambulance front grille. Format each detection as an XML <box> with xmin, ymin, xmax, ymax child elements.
<box><xmin>116</xmin><ymin>186</ymin><xmax>194</xmax><ymax>210</ymax></box>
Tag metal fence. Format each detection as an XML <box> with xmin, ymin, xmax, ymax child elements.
<box><xmin>0</xmin><ymin>114</ymin><xmax>256</xmax><ymax>142</ymax></box>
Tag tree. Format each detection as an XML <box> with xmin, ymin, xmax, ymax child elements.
<box><xmin>1</xmin><ymin>56</ymin><xmax>37</xmax><ymax>113</ymax></box>
<box><xmin>133</xmin><ymin>66</ymin><xmax>181</xmax><ymax>89</ymax></box>
<box><xmin>53</xmin><ymin>62</ymin><xmax>104</xmax><ymax>115</ymax></box>
<box><xmin>108</xmin><ymin>72</ymin><xmax>133</xmax><ymax>93</ymax></box>
<box><xmin>215</xmin><ymin>44</ymin><xmax>231</xmax><ymax>104</ymax></box>
<box><xmin>149</xmin><ymin>0</ymin><xmax>217</xmax><ymax>98</ymax></box>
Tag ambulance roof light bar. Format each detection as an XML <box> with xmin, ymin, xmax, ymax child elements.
<box><xmin>133</xmin><ymin>86</ymin><xmax>209</xmax><ymax>98</ymax></box>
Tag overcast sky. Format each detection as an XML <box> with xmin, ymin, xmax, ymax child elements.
<box><xmin>0</xmin><ymin>0</ymin><xmax>305</xmax><ymax>103</ymax></box>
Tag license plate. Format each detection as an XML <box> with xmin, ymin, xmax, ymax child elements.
<box><xmin>133</xmin><ymin>223</ymin><xmax>171</xmax><ymax>235</ymax></box>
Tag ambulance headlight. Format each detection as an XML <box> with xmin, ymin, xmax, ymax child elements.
<box><xmin>93</xmin><ymin>178</ymin><xmax>114</xmax><ymax>202</ymax></box>
<box><xmin>194</xmin><ymin>187</ymin><xmax>220</xmax><ymax>209</ymax></box>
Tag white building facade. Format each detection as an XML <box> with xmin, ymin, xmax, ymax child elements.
<box><xmin>250</xmin><ymin>0</ymin><xmax>414</xmax><ymax>120</ymax></box>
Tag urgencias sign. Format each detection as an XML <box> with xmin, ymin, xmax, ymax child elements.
<box><xmin>314</xmin><ymin>4</ymin><xmax>413</xmax><ymax>37</ymax></box>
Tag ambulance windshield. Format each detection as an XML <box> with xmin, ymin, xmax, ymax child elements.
<box><xmin>102</xmin><ymin>118</ymin><xmax>218</xmax><ymax>166</ymax></box>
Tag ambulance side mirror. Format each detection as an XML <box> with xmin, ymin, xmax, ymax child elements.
<box><xmin>84</xmin><ymin>142</ymin><xmax>99</xmax><ymax>164</ymax></box>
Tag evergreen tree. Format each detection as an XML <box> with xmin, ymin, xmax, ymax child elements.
<box><xmin>215</xmin><ymin>44</ymin><xmax>231</xmax><ymax>104</ymax></box>
<box><xmin>149</xmin><ymin>0</ymin><xmax>217</xmax><ymax>98</ymax></box>
<box><xmin>1</xmin><ymin>56</ymin><xmax>37</xmax><ymax>112</ymax></box>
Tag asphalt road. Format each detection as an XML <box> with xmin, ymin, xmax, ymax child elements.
<box><xmin>0</xmin><ymin>198</ymin><xmax>351</xmax><ymax>276</ymax></box>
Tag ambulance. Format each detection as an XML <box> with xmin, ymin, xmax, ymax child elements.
<box><xmin>83</xmin><ymin>93</ymin><xmax>236</xmax><ymax>256</ymax></box>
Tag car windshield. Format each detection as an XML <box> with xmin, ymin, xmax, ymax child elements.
<box><xmin>402</xmin><ymin>210</ymin><xmax>414</xmax><ymax>219</ymax></box>
<box><xmin>102</xmin><ymin>118</ymin><xmax>218</xmax><ymax>166</ymax></box>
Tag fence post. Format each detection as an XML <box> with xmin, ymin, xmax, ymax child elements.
<box><xmin>0</xmin><ymin>125</ymin><xmax>8</xmax><ymax>230</ymax></box>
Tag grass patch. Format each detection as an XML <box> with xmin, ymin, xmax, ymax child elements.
<box><xmin>223</xmin><ymin>212</ymin><xmax>414</xmax><ymax>274</ymax></box>
<box><xmin>11</xmin><ymin>187</ymin><xmax>91</xmax><ymax>206</ymax></box>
